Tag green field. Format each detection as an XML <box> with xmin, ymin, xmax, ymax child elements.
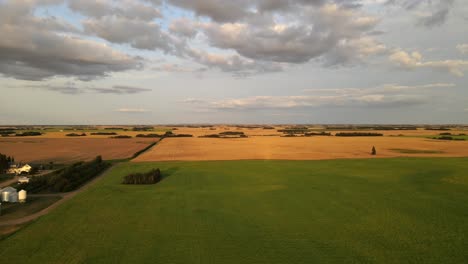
<box><xmin>1</xmin><ymin>158</ymin><xmax>468</xmax><ymax>263</ymax></box>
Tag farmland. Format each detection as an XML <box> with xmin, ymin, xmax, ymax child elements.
<box><xmin>133</xmin><ymin>136</ymin><xmax>468</xmax><ymax>161</ymax></box>
<box><xmin>0</xmin><ymin>138</ymin><xmax>156</xmax><ymax>163</ymax></box>
<box><xmin>1</xmin><ymin>158</ymin><xmax>468</xmax><ymax>263</ymax></box>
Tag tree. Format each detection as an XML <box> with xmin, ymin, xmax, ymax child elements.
<box><xmin>371</xmin><ymin>146</ymin><xmax>377</xmax><ymax>155</ymax></box>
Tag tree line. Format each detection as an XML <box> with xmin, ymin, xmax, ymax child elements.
<box><xmin>0</xmin><ymin>153</ymin><xmax>15</xmax><ymax>173</ymax></box>
<box><xmin>18</xmin><ymin>156</ymin><xmax>110</xmax><ymax>193</ymax></box>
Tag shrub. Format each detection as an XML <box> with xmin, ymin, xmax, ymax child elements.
<box><xmin>91</xmin><ymin>132</ymin><xmax>117</xmax><ymax>135</ymax></box>
<box><xmin>371</xmin><ymin>146</ymin><xmax>376</xmax><ymax>155</ymax></box>
<box><xmin>122</xmin><ymin>169</ymin><xmax>161</xmax><ymax>184</ymax></box>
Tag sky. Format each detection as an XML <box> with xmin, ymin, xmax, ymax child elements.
<box><xmin>0</xmin><ymin>0</ymin><xmax>467</xmax><ymax>125</ymax></box>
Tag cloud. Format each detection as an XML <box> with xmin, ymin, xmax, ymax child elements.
<box><xmin>389</xmin><ymin>50</ymin><xmax>468</xmax><ymax>76</ymax></box>
<box><xmin>0</xmin><ymin>0</ymin><xmax>142</xmax><ymax>81</ymax></box>
<box><xmin>68</xmin><ymin>0</ymin><xmax>161</xmax><ymax>21</ymax></box>
<box><xmin>83</xmin><ymin>16</ymin><xmax>181</xmax><ymax>52</ymax></box>
<box><xmin>184</xmin><ymin>94</ymin><xmax>426</xmax><ymax>110</ymax></box>
<box><xmin>187</xmin><ymin>49</ymin><xmax>284</xmax><ymax>76</ymax></box>
<box><xmin>183</xmin><ymin>82</ymin><xmax>452</xmax><ymax>110</ymax></box>
<box><xmin>193</xmin><ymin>4</ymin><xmax>380</xmax><ymax>65</ymax></box>
<box><xmin>116</xmin><ymin>108</ymin><xmax>149</xmax><ymax>113</ymax></box>
<box><xmin>386</xmin><ymin>0</ymin><xmax>455</xmax><ymax>27</ymax></box>
<box><xmin>457</xmin><ymin>44</ymin><xmax>468</xmax><ymax>55</ymax></box>
<box><xmin>91</xmin><ymin>86</ymin><xmax>152</xmax><ymax>94</ymax></box>
<box><xmin>21</xmin><ymin>83</ymin><xmax>151</xmax><ymax>95</ymax></box>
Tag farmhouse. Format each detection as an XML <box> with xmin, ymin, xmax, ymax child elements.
<box><xmin>7</xmin><ymin>164</ymin><xmax>32</xmax><ymax>175</ymax></box>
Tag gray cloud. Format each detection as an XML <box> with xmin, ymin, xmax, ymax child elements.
<box><xmin>184</xmin><ymin>82</ymin><xmax>454</xmax><ymax>110</ymax></box>
<box><xmin>83</xmin><ymin>16</ymin><xmax>181</xmax><ymax>53</ymax></box>
<box><xmin>182</xmin><ymin>3</ymin><xmax>382</xmax><ymax>66</ymax></box>
<box><xmin>68</xmin><ymin>0</ymin><xmax>161</xmax><ymax>21</ymax></box>
<box><xmin>115</xmin><ymin>108</ymin><xmax>150</xmax><ymax>113</ymax></box>
<box><xmin>21</xmin><ymin>83</ymin><xmax>151</xmax><ymax>95</ymax></box>
<box><xmin>91</xmin><ymin>86</ymin><xmax>152</xmax><ymax>94</ymax></box>
<box><xmin>389</xmin><ymin>49</ymin><xmax>468</xmax><ymax>76</ymax></box>
<box><xmin>386</xmin><ymin>0</ymin><xmax>455</xmax><ymax>27</ymax></box>
<box><xmin>0</xmin><ymin>0</ymin><xmax>142</xmax><ymax>81</ymax></box>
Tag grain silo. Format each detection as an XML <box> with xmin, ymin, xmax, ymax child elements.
<box><xmin>19</xmin><ymin>190</ymin><xmax>27</xmax><ymax>203</ymax></box>
<box><xmin>1</xmin><ymin>191</ymin><xmax>9</xmax><ymax>202</ymax></box>
<box><xmin>1</xmin><ymin>187</ymin><xmax>18</xmax><ymax>203</ymax></box>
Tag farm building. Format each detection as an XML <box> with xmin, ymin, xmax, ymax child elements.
<box><xmin>1</xmin><ymin>186</ymin><xmax>18</xmax><ymax>203</ymax></box>
<box><xmin>18</xmin><ymin>176</ymin><xmax>30</xmax><ymax>184</ymax></box>
<box><xmin>7</xmin><ymin>164</ymin><xmax>32</xmax><ymax>175</ymax></box>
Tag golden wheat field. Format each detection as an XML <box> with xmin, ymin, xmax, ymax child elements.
<box><xmin>0</xmin><ymin>138</ymin><xmax>156</xmax><ymax>163</ymax></box>
<box><xmin>133</xmin><ymin>136</ymin><xmax>468</xmax><ymax>161</ymax></box>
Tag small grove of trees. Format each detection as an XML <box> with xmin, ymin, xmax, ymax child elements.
<box><xmin>335</xmin><ymin>132</ymin><xmax>383</xmax><ymax>137</ymax></box>
<box><xmin>122</xmin><ymin>169</ymin><xmax>161</xmax><ymax>184</ymax></box>
<box><xmin>19</xmin><ymin>156</ymin><xmax>110</xmax><ymax>193</ymax></box>
<box><xmin>0</xmin><ymin>153</ymin><xmax>14</xmax><ymax>173</ymax></box>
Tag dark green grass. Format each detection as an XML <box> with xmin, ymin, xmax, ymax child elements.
<box><xmin>390</xmin><ymin>148</ymin><xmax>444</xmax><ymax>154</ymax></box>
<box><xmin>1</xmin><ymin>158</ymin><xmax>468</xmax><ymax>263</ymax></box>
<box><xmin>0</xmin><ymin>197</ymin><xmax>61</xmax><ymax>221</ymax></box>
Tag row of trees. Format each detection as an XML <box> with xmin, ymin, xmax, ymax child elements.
<box><xmin>19</xmin><ymin>156</ymin><xmax>110</xmax><ymax>193</ymax></box>
<box><xmin>122</xmin><ymin>169</ymin><xmax>161</xmax><ymax>184</ymax></box>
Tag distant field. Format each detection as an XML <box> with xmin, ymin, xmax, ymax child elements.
<box><xmin>133</xmin><ymin>136</ymin><xmax>468</xmax><ymax>161</ymax></box>
<box><xmin>0</xmin><ymin>138</ymin><xmax>156</xmax><ymax>163</ymax></box>
<box><xmin>1</xmin><ymin>158</ymin><xmax>468</xmax><ymax>263</ymax></box>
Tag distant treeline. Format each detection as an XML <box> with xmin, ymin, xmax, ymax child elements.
<box><xmin>66</xmin><ymin>133</ymin><xmax>87</xmax><ymax>137</ymax></box>
<box><xmin>15</xmin><ymin>131</ymin><xmax>42</xmax><ymax>137</ymax></box>
<box><xmin>335</xmin><ymin>132</ymin><xmax>383</xmax><ymax>137</ymax></box>
<box><xmin>278</xmin><ymin>129</ymin><xmax>309</xmax><ymax>134</ymax></box>
<box><xmin>111</xmin><ymin>135</ymin><xmax>132</xmax><ymax>139</ymax></box>
<box><xmin>136</xmin><ymin>134</ymin><xmax>163</xmax><ymax>138</ymax></box>
<box><xmin>304</xmin><ymin>132</ymin><xmax>332</xmax><ymax>136</ymax></box>
<box><xmin>0</xmin><ymin>130</ymin><xmax>15</xmax><ymax>136</ymax></box>
<box><xmin>324</xmin><ymin>125</ymin><xmax>417</xmax><ymax>130</ymax></box>
<box><xmin>132</xmin><ymin>126</ymin><xmax>154</xmax><ymax>131</ymax></box>
<box><xmin>122</xmin><ymin>169</ymin><xmax>161</xmax><ymax>185</ymax></box>
<box><xmin>19</xmin><ymin>156</ymin><xmax>110</xmax><ymax>193</ymax></box>
<box><xmin>91</xmin><ymin>132</ymin><xmax>117</xmax><ymax>135</ymax></box>
<box><xmin>433</xmin><ymin>136</ymin><xmax>466</xmax><ymax>141</ymax></box>
<box><xmin>200</xmin><ymin>131</ymin><xmax>247</xmax><ymax>138</ymax></box>
<box><xmin>425</xmin><ymin>127</ymin><xmax>451</xmax><ymax>131</ymax></box>
<box><xmin>164</xmin><ymin>131</ymin><xmax>193</xmax><ymax>137</ymax></box>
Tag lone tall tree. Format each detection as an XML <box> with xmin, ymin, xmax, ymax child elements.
<box><xmin>371</xmin><ymin>146</ymin><xmax>377</xmax><ymax>155</ymax></box>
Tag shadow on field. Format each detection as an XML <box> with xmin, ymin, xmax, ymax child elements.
<box><xmin>161</xmin><ymin>167</ymin><xmax>179</xmax><ymax>181</ymax></box>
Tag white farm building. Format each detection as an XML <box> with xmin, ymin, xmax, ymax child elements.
<box><xmin>1</xmin><ymin>187</ymin><xmax>18</xmax><ymax>203</ymax></box>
